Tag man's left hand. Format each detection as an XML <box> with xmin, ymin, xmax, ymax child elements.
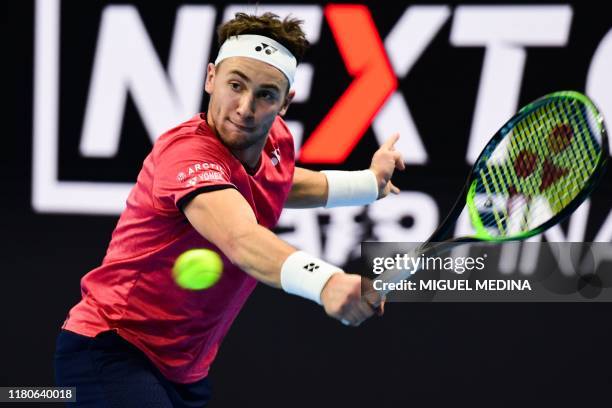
<box><xmin>369</xmin><ymin>133</ymin><xmax>405</xmax><ymax>199</ymax></box>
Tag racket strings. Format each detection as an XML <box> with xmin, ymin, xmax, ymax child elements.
<box><xmin>474</xmin><ymin>96</ymin><xmax>603</xmax><ymax>238</ymax></box>
<box><xmin>517</xmin><ymin>99</ymin><xmax>596</xmax><ymax>227</ymax></box>
<box><xmin>532</xmin><ymin>101</ymin><xmax>597</xmax><ymax>210</ymax></box>
<box><xmin>513</xmin><ymin>100</ymin><xmax>593</xmax><ymax>224</ymax></box>
<box><xmin>524</xmin><ymin>103</ymin><xmax>582</xmax><ymax>207</ymax></box>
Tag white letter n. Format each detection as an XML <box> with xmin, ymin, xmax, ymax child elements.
<box><xmin>80</xmin><ymin>5</ymin><xmax>215</xmax><ymax>157</ymax></box>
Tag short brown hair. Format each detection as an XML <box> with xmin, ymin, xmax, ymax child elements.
<box><xmin>217</xmin><ymin>12</ymin><xmax>309</xmax><ymax>63</ymax></box>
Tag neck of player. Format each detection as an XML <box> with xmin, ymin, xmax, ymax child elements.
<box><xmin>233</xmin><ymin>139</ymin><xmax>265</xmax><ymax>172</ymax></box>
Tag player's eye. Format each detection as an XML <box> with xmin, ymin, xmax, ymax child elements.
<box><xmin>257</xmin><ymin>90</ymin><xmax>278</xmax><ymax>101</ymax></box>
<box><xmin>229</xmin><ymin>82</ymin><xmax>242</xmax><ymax>92</ymax></box>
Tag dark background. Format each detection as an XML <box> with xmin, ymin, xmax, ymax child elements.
<box><xmin>5</xmin><ymin>1</ymin><xmax>612</xmax><ymax>407</ymax></box>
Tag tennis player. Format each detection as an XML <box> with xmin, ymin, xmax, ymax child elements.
<box><xmin>54</xmin><ymin>12</ymin><xmax>404</xmax><ymax>407</ymax></box>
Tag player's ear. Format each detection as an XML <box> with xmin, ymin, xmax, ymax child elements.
<box><xmin>204</xmin><ymin>63</ymin><xmax>216</xmax><ymax>95</ymax></box>
<box><xmin>279</xmin><ymin>89</ymin><xmax>295</xmax><ymax>117</ymax></box>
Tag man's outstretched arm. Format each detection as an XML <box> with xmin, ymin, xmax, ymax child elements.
<box><xmin>183</xmin><ymin>188</ymin><xmax>380</xmax><ymax>326</ymax></box>
<box><xmin>284</xmin><ymin>167</ymin><xmax>328</xmax><ymax>208</ymax></box>
<box><xmin>285</xmin><ymin>133</ymin><xmax>405</xmax><ymax>209</ymax></box>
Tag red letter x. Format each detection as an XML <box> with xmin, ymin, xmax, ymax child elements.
<box><xmin>299</xmin><ymin>4</ymin><xmax>397</xmax><ymax>164</ymax></box>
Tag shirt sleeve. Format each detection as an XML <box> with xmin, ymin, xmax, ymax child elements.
<box><xmin>152</xmin><ymin>133</ymin><xmax>236</xmax><ymax>212</ymax></box>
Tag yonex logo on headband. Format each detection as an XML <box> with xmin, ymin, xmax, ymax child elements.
<box><xmin>255</xmin><ymin>43</ymin><xmax>278</xmax><ymax>55</ymax></box>
<box><xmin>214</xmin><ymin>34</ymin><xmax>297</xmax><ymax>86</ymax></box>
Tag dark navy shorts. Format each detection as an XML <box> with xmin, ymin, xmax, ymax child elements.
<box><xmin>54</xmin><ymin>329</ymin><xmax>211</xmax><ymax>407</ymax></box>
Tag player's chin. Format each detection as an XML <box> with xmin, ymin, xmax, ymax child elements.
<box><xmin>221</xmin><ymin>128</ymin><xmax>257</xmax><ymax>149</ymax></box>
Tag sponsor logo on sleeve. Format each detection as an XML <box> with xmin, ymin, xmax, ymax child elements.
<box><xmin>178</xmin><ymin>162</ymin><xmax>226</xmax><ymax>188</ymax></box>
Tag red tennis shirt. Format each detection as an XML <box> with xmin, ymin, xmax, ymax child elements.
<box><xmin>62</xmin><ymin>113</ymin><xmax>295</xmax><ymax>383</ymax></box>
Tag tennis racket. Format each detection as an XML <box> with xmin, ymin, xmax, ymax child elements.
<box><xmin>375</xmin><ymin>90</ymin><xmax>609</xmax><ymax>294</ymax></box>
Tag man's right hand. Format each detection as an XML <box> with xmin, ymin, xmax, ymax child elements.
<box><xmin>320</xmin><ymin>273</ymin><xmax>383</xmax><ymax>326</ymax></box>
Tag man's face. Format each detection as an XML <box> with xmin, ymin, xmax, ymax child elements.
<box><xmin>205</xmin><ymin>57</ymin><xmax>294</xmax><ymax>151</ymax></box>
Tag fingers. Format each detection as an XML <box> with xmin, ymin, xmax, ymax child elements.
<box><xmin>340</xmin><ymin>311</ymin><xmax>360</xmax><ymax>327</ymax></box>
<box><xmin>370</xmin><ymin>295</ymin><xmax>385</xmax><ymax>317</ymax></box>
<box><xmin>393</xmin><ymin>151</ymin><xmax>406</xmax><ymax>170</ymax></box>
<box><xmin>363</xmin><ymin>288</ymin><xmax>385</xmax><ymax>314</ymax></box>
<box><xmin>382</xmin><ymin>133</ymin><xmax>400</xmax><ymax>150</ymax></box>
<box><xmin>341</xmin><ymin>300</ymin><xmax>375</xmax><ymax>326</ymax></box>
<box><xmin>365</xmin><ymin>299</ymin><xmax>384</xmax><ymax>317</ymax></box>
<box><xmin>323</xmin><ymin>274</ymin><xmax>385</xmax><ymax>327</ymax></box>
<box><xmin>376</xmin><ymin>300</ymin><xmax>385</xmax><ymax>317</ymax></box>
<box><xmin>389</xmin><ymin>182</ymin><xmax>400</xmax><ymax>195</ymax></box>
<box><xmin>356</xmin><ymin>299</ymin><xmax>375</xmax><ymax>321</ymax></box>
<box><xmin>341</xmin><ymin>288</ymin><xmax>385</xmax><ymax>326</ymax></box>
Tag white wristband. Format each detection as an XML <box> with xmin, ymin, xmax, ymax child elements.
<box><xmin>280</xmin><ymin>251</ymin><xmax>344</xmax><ymax>305</ymax></box>
<box><xmin>321</xmin><ymin>170</ymin><xmax>379</xmax><ymax>208</ymax></box>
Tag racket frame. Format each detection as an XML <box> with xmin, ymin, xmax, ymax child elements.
<box><xmin>428</xmin><ymin>91</ymin><xmax>609</xmax><ymax>244</ymax></box>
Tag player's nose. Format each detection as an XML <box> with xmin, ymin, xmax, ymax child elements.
<box><xmin>236</xmin><ymin>92</ymin><xmax>256</xmax><ymax>118</ymax></box>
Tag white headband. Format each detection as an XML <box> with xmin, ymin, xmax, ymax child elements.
<box><xmin>214</xmin><ymin>34</ymin><xmax>297</xmax><ymax>87</ymax></box>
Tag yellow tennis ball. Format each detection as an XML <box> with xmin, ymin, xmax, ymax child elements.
<box><xmin>172</xmin><ymin>249</ymin><xmax>223</xmax><ymax>290</ymax></box>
